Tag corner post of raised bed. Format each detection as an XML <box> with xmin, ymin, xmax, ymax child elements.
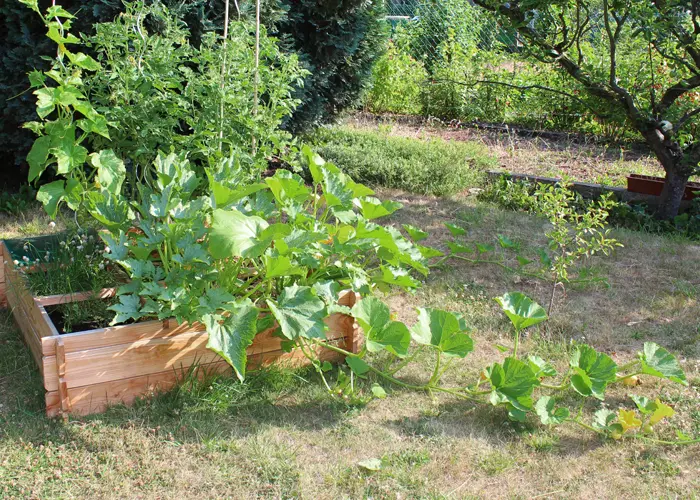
<box><xmin>54</xmin><ymin>337</ymin><xmax>71</xmax><ymax>419</ymax></box>
<box><xmin>344</xmin><ymin>292</ymin><xmax>362</xmax><ymax>354</ymax></box>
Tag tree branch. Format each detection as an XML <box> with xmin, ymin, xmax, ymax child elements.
<box><xmin>658</xmin><ymin>73</ymin><xmax>700</xmax><ymax>115</ymax></box>
<box><xmin>434</xmin><ymin>78</ymin><xmax>603</xmax><ymax>116</ymax></box>
<box><xmin>677</xmin><ymin>107</ymin><xmax>700</xmax><ymax>132</ymax></box>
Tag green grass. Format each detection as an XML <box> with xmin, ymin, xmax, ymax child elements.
<box><xmin>308</xmin><ymin>125</ymin><xmax>497</xmax><ymax>196</ymax></box>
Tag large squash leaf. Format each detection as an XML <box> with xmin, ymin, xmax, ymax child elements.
<box><xmin>267</xmin><ymin>285</ymin><xmax>328</xmax><ymax>340</ymax></box>
<box><xmin>204</xmin><ymin>299</ymin><xmax>259</xmax><ymax>381</ymax></box>
<box><xmin>410</xmin><ymin>307</ymin><xmax>473</xmax><ymax>358</ymax></box>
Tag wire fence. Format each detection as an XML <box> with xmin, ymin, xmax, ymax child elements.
<box><xmin>384</xmin><ymin>0</ymin><xmax>507</xmax><ymax>65</ymax></box>
<box><xmin>375</xmin><ymin>1</ymin><xmax>625</xmax><ymax>137</ymax></box>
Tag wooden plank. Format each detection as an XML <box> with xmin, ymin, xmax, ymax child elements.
<box><xmin>6</xmin><ymin>284</ymin><xmax>43</xmax><ymax>371</ymax></box>
<box><xmin>43</xmin><ymin>314</ymin><xmax>352</xmax><ymax>392</ymax></box>
<box><xmin>55</xmin><ymin>337</ymin><xmax>71</xmax><ymax>415</ymax></box>
<box><xmin>36</xmin><ymin>288</ymin><xmax>117</xmax><ymax>307</ymax></box>
<box><xmin>3</xmin><ymin>257</ymin><xmax>55</xmax><ymax>339</ymax></box>
<box><xmin>45</xmin><ymin>344</ymin><xmax>346</xmax><ymax>417</ymax></box>
<box><xmin>41</xmin><ymin>319</ymin><xmax>205</xmax><ymax>357</ymax></box>
<box><xmin>38</xmin><ymin>305</ymin><xmax>60</xmax><ymax>337</ymax></box>
<box><xmin>42</xmin><ymin>306</ymin><xmax>354</xmax><ymax>356</ymax></box>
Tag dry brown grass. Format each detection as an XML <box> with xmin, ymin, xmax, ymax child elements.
<box><xmin>0</xmin><ymin>194</ymin><xmax>699</xmax><ymax>499</ymax></box>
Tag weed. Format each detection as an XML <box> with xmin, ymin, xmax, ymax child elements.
<box><xmin>478</xmin><ymin>450</ymin><xmax>516</xmax><ymax>476</ymax></box>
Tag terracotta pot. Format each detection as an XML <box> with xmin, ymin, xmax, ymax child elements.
<box><xmin>626</xmin><ymin>174</ymin><xmax>700</xmax><ymax>200</ymax></box>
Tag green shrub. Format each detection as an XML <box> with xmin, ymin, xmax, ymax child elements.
<box><xmin>308</xmin><ymin>126</ymin><xmax>497</xmax><ymax>196</ymax></box>
<box><xmin>275</xmin><ymin>0</ymin><xmax>389</xmax><ymax>132</ymax></box>
<box><xmin>480</xmin><ymin>175</ymin><xmax>700</xmax><ymax>240</ymax></box>
<box><xmin>367</xmin><ymin>42</ymin><xmax>426</xmax><ymax>115</ymax></box>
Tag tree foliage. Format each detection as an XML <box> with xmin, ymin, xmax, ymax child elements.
<box><xmin>473</xmin><ymin>0</ymin><xmax>700</xmax><ymax>219</ymax></box>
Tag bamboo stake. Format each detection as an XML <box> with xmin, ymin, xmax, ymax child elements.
<box><xmin>219</xmin><ymin>0</ymin><xmax>231</xmax><ymax>151</ymax></box>
<box><xmin>252</xmin><ymin>0</ymin><xmax>260</xmax><ymax>155</ymax></box>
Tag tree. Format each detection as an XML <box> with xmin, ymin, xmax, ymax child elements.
<box><xmin>473</xmin><ymin>0</ymin><xmax>700</xmax><ymax>219</ymax></box>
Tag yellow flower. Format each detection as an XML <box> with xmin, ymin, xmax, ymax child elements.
<box><xmin>618</xmin><ymin>409</ymin><xmax>642</xmax><ymax>433</ymax></box>
<box><xmin>650</xmin><ymin>399</ymin><xmax>674</xmax><ymax>425</ymax></box>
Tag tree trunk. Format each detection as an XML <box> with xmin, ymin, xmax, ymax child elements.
<box><xmin>657</xmin><ymin>166</ymin><xmax>690</xmax><ymax>220</ymax></box>
<box><xmin>640</xmin><ymin>129</ymin><xmax>689</xmax><ymax>220</ymax></box>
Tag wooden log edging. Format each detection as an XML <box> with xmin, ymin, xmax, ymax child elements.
<box><xmin>0</xmin><ymin>240</ymin><xmax>362</xmax><ymax>417</ymax></box>
<box><xmin>485</xmin><ymin>170</ymin><xmax>693</xmax><ymax>211</ymax></box>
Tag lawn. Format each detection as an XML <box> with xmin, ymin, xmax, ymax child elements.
<box><xmin>1</xmin><ymin>190</ymin><xmax>699</xmax><ymax>498</ymax></box>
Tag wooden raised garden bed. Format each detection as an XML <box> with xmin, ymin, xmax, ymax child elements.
<box><xmin>0</xmin><ymin>240</ymin><xmax>360</xmax><ymax>418</ymax></box>
<box><xmin>627</xmin><ymin>174</ymin><xmax>700</xmax><ymax>200</ymax></box>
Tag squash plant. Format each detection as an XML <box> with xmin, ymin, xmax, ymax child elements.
<box><xmin>312</xmin><ymin>292</ymin><xmax>697</xmax><ymax>445</ymax></box>
<box><xmin>99</xmin><ymin>148</ymin><xmax>430</xmax><ymax>380</ymax></box>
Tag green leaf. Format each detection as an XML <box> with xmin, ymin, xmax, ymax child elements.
<box><xmin>516</xmin><ymin>256</ymin><xmax>532</xmax><ymax>267</ymax></box>
<box><xmin>371</xmin><ymin>383</ymin><xmax>387</xmax><ymax>399</ymax></box>
<box><xmin>19</xmin><ymin>0</ymin><xmax>40</xmax><ymax>13</ymax></box>
<box><xmin>265</xmin><ymin>170</ymin><xmax>309</xmax><ymax>217</ymax></box>
<box><xmin>444</xmin><ymin>222</ymin><xmax>466</xmax><ymax>236</ymax></box>
<box><xmin>208</xmin><ymin>208</ymin><xmax>270</xmax><ymax>259</ymax></box>
<box><xmin>36</xmin><ymin>180</ymin><xmax>65</xmax><ymax>217</ymax></box>
<box><xmin>497</xmin><ymin>234</ymin><xmax>519</xmax><ymax>250</ymax></box>
<box><xmin>630</xmin><ymin>395</ymin><xmax>653</xmax><ymax>414</ymax></box>
<box><xmin>592</xmin><ymin>408</ymin><xmax>619</xmax><ymax>433</ymax></box>
<box><xmin>446</xmin><ymin>241</ymin><xmax>472</xmax><ymax>254</ymax></box>
<box><xmin>91</xmin><ymin>150</ymin><xmax>125</xmax><ymax>193</ymax></box>
<box><xmin>46</xmin><ymin>5</ymin><xmax>75</xmax><ymax>18</ymax></box>
<box><xmin>312</xmin><ymin>281</ymin><xmax>341</xmax><ymax>305</ymax></box>
<box><xmin>34</xmin><ymin>87</ymin><xmax>57</xmax><ymax>118</ymax></box>
<box><xmin>639</xmin><ymin>342</ymin><xmax>687</xmax><ymax>386</ymax></box>
<box><xmin>85</xmin><ymin>189</ymin><xmax>133</xmax><ymax>230</ymax></box>
<box><xmin>27</xmin><ymin>136</ymin><xmax>52</xmax><ymax>182</ymax></box>
<box><xmin>210</xmin><ymin>179</ymin><xmax>266</xmax><ymax>208</ymax></box>
<box><xmin>494</xmin><ymin>292</ymin><xmax>547</xmax><ymax>331</ymax></box>
<box><xmin>100</xmin><ymin>231</ymin><xmax>129</xmax><ymax>261</ymax></box>
<box><xmin>66</xmin><ymin>51</ymin><xmax>101</xmax><ymax>71</ymax></box>
<box><xmin>537</xmin><ymin>249</ymin><xmax>552</xmax><ymax>268</ymax></box>
<box><xmin>487</xmin><ymin>357</ymin><xmax>540</xmax><ymax>411</ymax></box>
<box><xmin>46</xmin><ymin>25</ymin><xmax>80</xmax><ymax>45</ymax></box>
<box><xmin>76</xmin><ymin>115</ymin><xmax>110</xmax><ymax>140</ymax></box>
<box><xmin>360</xmin><ymin>198</ymin><xmax>402</xmax><ymax>220</ymax></box>
<box><xmin>346</xmin><ymin>356</ymin><xmax>370</xmax><ymax>376</ymax></box>
<box><xmin>403</xmin><ymin>224</ymin><xmax>428</xmax><ymax>242</ymax></box>
<box><xmin>417</xmin><ymin>245</ymin><xmax>443</xmax><ymax>259</ymax></box>
<box><xmin>476</xmin><ymin>243</ymin><xmax>494</xmax><ymax>254</ymax></box>
<box><xmin>378</xmin><ymin>266</ymin><xmax>421</xmax><ymax>290</ymax></box>
<box><xmin>264</xmin><ymin>255</ymin><xmax>306</xmax><ymax>278</ymax></box>
<box><xmin>204</xmin><ymin>299</ymin><xmax>259</xmax><ymax>381</ymax></box>
<box><xmin>267</xmin><ymin>285</ymin><xmax>327</xmax><ymax>340</ymax></box>
<box><xmin>535</xmin><ymin>396</ymin><xmax>570</xmax><ymax>425</ymax></box>
<box><xmin>108</xmin><ymin>294</ymin><xmax>142</xmax><ymax>325</ymax></box>
<box><xmin>569</xmin><ymin>345</ymin><xmax>618</xmax><ymax>399</ymax></box>
<box><xmin>411</xmin><ymin>308</ymin><xmax>473</xmax><ymax>358</ymax></box>
<box><xmin>351</xmin><ymin>297</ymin><xmax>410</xmax><ymax>357</ymax></box>
<box><xmin>528</xmin><ymin>355</ymin><xmax>557</xmax><ymax>378</ymax></box>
